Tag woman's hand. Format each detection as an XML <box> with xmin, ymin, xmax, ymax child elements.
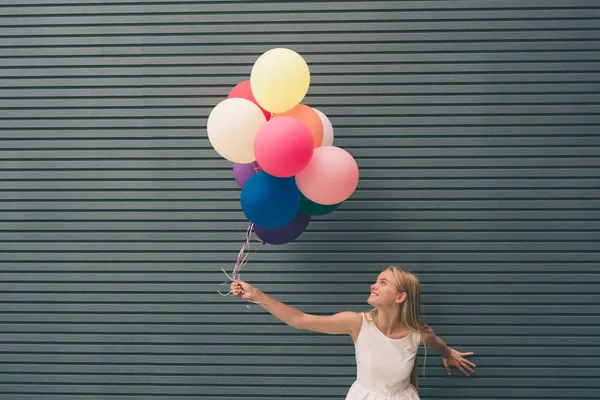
<box><xmin>230</xmin><ymin>279</ymin><xmax>261</xmax><ymax>302</ymax></box>
<box><xmin>443</xmin><ymin>348</ymin><xmax>476</xmax><ymax>376</ymax></box>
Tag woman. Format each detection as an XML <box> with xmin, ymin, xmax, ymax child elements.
<box><xmin>231</xmin><ymin>265</ymin><xmax>476</xmax><ymax>399</ymax></box>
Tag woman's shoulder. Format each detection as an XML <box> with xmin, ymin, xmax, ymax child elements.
<box><xmin>362</xmin><ymin>309</ymin><xmax>375</xmax><ymax>321</ymax></box>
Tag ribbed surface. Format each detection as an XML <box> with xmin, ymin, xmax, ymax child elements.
<box><xmin>1</xmin><ymin>1</ymin><xmax>599</xmax><ymax>399</ymax></box>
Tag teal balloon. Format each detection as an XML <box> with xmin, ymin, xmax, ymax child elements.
<box><xmin>299</xmin><ymin>193</ymin><xmax>341</xmax><ymax>216</ymax></box>
<box><xmin>240</xmin><ymin>172</ymin><xmax>300</xmax><ymax>229</ymax></box>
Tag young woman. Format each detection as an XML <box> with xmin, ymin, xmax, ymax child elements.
<box><xmin>230</xmin><ymin>265</ymin><xmax>476</xmax><ymax>399</ymax></box>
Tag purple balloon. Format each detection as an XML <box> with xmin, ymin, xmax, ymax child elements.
<box><xmin>233</xmin><ymin>162</ymin><xmax>261</xmax><ymax>188</ymax></box>
<box><xmin>254</xmin><ymin>212</ymin><xmax>310</xmax><ymax>245</ymax></box>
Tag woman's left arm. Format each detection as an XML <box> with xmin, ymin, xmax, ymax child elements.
<box><xmin>421</xmin><ymin>329</ymin><xmax>476</xmax><ymax>376</ymax></box>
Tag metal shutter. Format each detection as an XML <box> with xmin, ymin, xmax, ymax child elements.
<box><xmin>0</xmin><ymin>1</ymin><xmax>598</xmax><ymax>399</ymax></box>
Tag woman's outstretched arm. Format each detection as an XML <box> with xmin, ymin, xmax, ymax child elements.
<box><xmin>231</xmin><ymin>279</ymin><xmax>361</xmax><ymax>340</ymax></box>
<box><xmin>421</xmin><ymin>329</ymin><xmax>476</xmax><ymax>376</ymax></box>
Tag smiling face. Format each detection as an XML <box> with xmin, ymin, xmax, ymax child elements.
<box><xmin>367</xmin><ymin>269</ymin><xmax>407</xmax><ymax>308</ymax></box>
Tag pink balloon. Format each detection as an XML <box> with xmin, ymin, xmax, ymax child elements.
<box><xmin>254</xmin><ymin>116</ymin><xmax>314</xmax><ymax>178</ymax></box>
<box><xmin>295</xmin><ymin>146</ymin><xmax>359</xmax><ymax>205</ymax></box>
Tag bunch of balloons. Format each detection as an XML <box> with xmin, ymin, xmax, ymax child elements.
<box><xmin>207</xmin><ymin>48</ymin><xmax>359</xmax><ymax>245</ymax></box>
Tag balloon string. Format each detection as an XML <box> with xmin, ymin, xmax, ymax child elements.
<box><xmin>252</xmin><ymin>161</ymin><xmax>262</xmax><ymax>173</ymax></box>
<box><xmin>218</xmin><ymin>223</ymin><xmax>265</xmax><ymax>306</ymax></box>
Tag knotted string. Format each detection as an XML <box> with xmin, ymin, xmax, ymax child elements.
<box><xmin>218</xmin><ymin>163</ymin><xmax>265</xmax><ymax>306</ymax></box>
<box><xmin>218</xmin><ymin>223</ymin><xmax>264</xmax><ymax>306</ymax></box>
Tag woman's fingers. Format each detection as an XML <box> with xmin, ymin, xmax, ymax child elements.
<box><xmin>230</xmin><ymin>281</ymin><xmax>243</xmax><ymax>296</ymax></box>
<box><xmin>463</xmin><ymin>361</ymin><xmax>475</xmax><ymax>373</ymax></box>
<box><xmin>458</xmin><ymin>365</ymin><xmax>470</xmax><ymax>376</ymax></box>
<box><xmin>230</xmin><ymin>281</ymin><xmax>245</xmax><ymax>297</ymax></box>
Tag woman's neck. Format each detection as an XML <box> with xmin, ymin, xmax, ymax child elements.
<box><xmin>375</xmin><ymin>307</ymin><xmax>407</xmax><ymax>337</ymax></box>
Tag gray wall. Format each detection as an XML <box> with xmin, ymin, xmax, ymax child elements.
<box><xmin>1</xmin><ymin>1</ymin><xmax>599</xmax><ymax>399</ymax></box>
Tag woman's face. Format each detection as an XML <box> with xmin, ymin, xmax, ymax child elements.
<box><xmin>368</xmin><ymin>269</ymin><xmax>404</xmax><ymax>307</ymax></box>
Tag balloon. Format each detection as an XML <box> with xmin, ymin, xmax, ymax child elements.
<box><xmin>299</xmin><ymin>193</ymin><xmax>341</xmax><ymax>216</ymax></box>
<box><xmin>275</xmin><ymin>104</ymin><xmax>323</xmax><ymax>148</ymax></box>
<box><xmin>228</xmin><ymin>80</ymin><xmax>272</xmax><ymax>121</ymax></box>
<box><xmin>254</xmin><ymin>116</ymin><xmax>314</xmax><ymax>178</ymax></box>
<box><xmin>206</xmin><ymin>98</ymin><xmax>266</xmax><ymax>163</ymax></box>
<box><xmin>250</xmin><ymin>48</ymin><xmax>310</xmax><ymax>114</ymax></box>
<box><xmin>233</xmin><ymin>161</ymin><xmax>261</xmax><ymax>188</ymax></box>
<box><xmin>313</xmin><ymin>108</ymin><xmax>334</xmax><ymax>146</ymax></box>
<box><xmin>240</xmin><ymin>172</ymin><xmax>300</xmax><ymax>229</ymax></box>
<box><xmin>254</xmin><ymin>212</ymin><xmax>310</xmax><ymax>245</ymax></box>
<box><xmin>295</xmin><ymin>146</ymin><xmax>359</xmax><ymax>205</ymax></box>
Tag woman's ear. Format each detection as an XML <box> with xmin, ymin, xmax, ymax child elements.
<box><xmin>396</xmin><ymin>291</ymin><xmax>408</xmax><ymax>304</ymax></box>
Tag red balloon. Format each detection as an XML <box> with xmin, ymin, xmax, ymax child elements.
<box><xmin>254</xmin><ymin>117</ymin><xmax>314</xmax><ymax>178</ymax></box>
<box><xmin>228</xmin><ymin>80</ymin><xmax>271</xmax><ymax>121</ymax></box>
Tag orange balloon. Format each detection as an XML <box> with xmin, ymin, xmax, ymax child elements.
<box><xmin>274</xmin><ymin>104</ymin><xmax>323</xmax><ymax>148</ymax></box>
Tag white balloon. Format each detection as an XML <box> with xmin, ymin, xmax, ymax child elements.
<box><xmin>207</xmin><ymin>98</ymin><xmax>267</xmax><ymax>163</ymax></box>
<box><xmin>313</xmin><ymin>108</ymin><xmax>334</xmax><ymax>146</ymax></box>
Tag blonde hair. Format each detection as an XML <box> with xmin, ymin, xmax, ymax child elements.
<box><xmin>368</xmin><ymin>266</ymin><xmax>432</xmax><ymax>333</ymax></box>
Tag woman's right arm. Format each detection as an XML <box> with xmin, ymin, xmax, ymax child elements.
<box><xmin>231</xmin><ymin>280</ymin><xmax>361</xmax><ymax>340</ymax></box>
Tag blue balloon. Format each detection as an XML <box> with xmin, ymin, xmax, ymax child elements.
<box><xmin>240</xmin><ymin>172</ymin><xmax>300</xmax><ymax>229</ymax></box>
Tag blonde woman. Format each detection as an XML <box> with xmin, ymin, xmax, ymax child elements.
<box><xmin>231</xmin><ymin>266</ymin><xmax>476</xmax><ymax>400</ymax></box>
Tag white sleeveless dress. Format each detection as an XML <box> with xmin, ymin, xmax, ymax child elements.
<box><xmin>345</xmin><ymin>313</ymin><xmax>420</xmax><ymax>400</ymax></box>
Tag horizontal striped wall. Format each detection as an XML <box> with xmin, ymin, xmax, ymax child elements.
<box><xmin>0</xmin><ymin>1</ymin><xmax>599</xmax><ymax>399</ymax></box>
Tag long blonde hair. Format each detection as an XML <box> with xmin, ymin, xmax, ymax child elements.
<box><xmin>369</xmin><ymin>266</ymin><xmax>432</xmax><ymax>333</ymax></box>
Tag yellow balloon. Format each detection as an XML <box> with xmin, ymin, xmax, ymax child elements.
<box><xmin>250</xmin><ymin>48</ymin><xmax>310</xmax><ymax>114</ymax></box>
<box><xmin>206</xmin><ymin>98</ymin><xmax>266</xmax><ymax>163</ymax></box>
